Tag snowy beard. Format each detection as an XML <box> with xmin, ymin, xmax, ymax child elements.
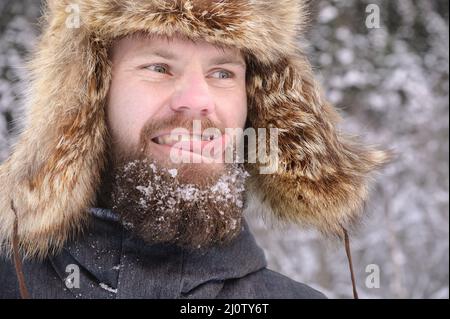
<box><xmin>100</xmin><ymin>114</ymin><xmax>250</xmax><ymax>249</ymax></box>
<box><xmin>109</xmin><ymin>159</ymin><xmax>249</xmax><ymax>249</ymax></box>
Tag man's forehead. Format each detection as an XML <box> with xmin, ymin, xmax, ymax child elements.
<box><xmin>112</xmin><ymin>33</ymin><xmax>245</xmax><ymax>65</ymax></box>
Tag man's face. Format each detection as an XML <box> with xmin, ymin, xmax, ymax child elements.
<box><xmin>103</xmin><ymin>34</ymin><xmax>249</xmax><ymax>248</ymax></box>
<box><xmin>107</xmin><ymin>34</ymin><xmax>247</xmax><ymax>171</ymax></box>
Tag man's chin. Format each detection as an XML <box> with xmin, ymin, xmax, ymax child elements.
<box><xmin>144</xmin><ymin>150</ymin><xmax>227</xmax><ymax>186</ymax></box>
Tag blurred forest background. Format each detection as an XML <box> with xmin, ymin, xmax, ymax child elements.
<box><xmin>0</xmin><ymin>0</ymin><xmax>448</xmax><ymax>298</ymax></box>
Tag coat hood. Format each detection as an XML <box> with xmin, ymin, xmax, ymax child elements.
<box><xmin>0</xmin><ymin>0</ymin><xmax>390</xmax><ymax>259</ymax></box>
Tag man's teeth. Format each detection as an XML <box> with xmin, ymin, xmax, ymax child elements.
<box><xmin>154</xmin><ymin>134</ymin><xmax>218</xmax><ymax>145</ymax></box>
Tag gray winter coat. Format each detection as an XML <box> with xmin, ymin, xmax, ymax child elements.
<box><xmin>0</xmin><ymin>208</ymin><xmax>326</xmax><ymax>299</ymax></box>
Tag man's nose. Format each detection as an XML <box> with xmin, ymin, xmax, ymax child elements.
<box><xmin>169</xmin><ymin>71</ymin><xmax>215</xmax><ymax>117</ymax></box>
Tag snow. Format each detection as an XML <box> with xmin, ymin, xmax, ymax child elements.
<box><xmin>167</xmin><ymin>168</ymin><xmax>178</xmax><ymax>178</ymax></box>
<box><xmin>318</xmin><ymin>6</ymin><xmax>338</xmax><ymax>23</ymax></box>
<box><xmin>336</xmin><ymin>48</ymin><xmax>354</xmax><ymax>65</ymax></box>
<box><xmin>99</xmin><ymin>283</ymin><xmax>118</xmax><ymax>294</ymax></box>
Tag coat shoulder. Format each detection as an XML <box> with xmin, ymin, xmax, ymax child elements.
<box><xmin>218</xmin><ymin>268</ymin><xmax>327</xmax><ymax>299</ymax></box>
<box><xmin>0</xmin><ymin>256</ymin><xmax>71</xmax><ymax>299</ymax></box>
<box><xmin>0</xmin><ymin>257</ymin><xmax>21</xmax><ymax>298</ymax></box>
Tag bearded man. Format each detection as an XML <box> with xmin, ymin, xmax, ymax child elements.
<box><xmin>0</xmin><ymin>0</ymin><xmax>389</xmax><ymax>299</ymax></box>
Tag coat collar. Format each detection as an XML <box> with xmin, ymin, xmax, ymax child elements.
<box><xmin>50</xmin><ymin>207</ymin><xmax>267</xmax><ymax>297</ymax></box>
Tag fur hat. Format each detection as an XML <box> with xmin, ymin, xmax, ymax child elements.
<box><xmin>0</xmin><ymin>0</ymin><xmax>390</xmax><ymax>259</ymax></box>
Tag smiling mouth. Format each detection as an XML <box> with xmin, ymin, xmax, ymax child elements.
<box><xmin>152</xmin><ymin>133</ymin><xmax>218</xmax><ymax>146</ymax></box>
<box><xmin>150</xmin><ymin>132</ymin><xmax>227</xmax><ymax>156</ymax></box>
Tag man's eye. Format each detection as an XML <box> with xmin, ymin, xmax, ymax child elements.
<box><xmin>145</xmin><ymin>64</ymin><xmax>169</xmax><ymax>74</ymax></box>
<box><xmin>211</xmin><ymin>70</ymin><xmax>233</xmax><ymax>79</ymax></box>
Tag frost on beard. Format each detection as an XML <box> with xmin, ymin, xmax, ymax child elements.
<box><xmin>110</xmin><ymin>159</ymin><xmax>250</xmax><ymax>249</ymax></box>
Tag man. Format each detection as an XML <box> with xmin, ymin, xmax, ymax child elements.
<box><xmin>0</xmin><ymin>0</ymin><xmax>389</xmax><ymax>299</ymax></box>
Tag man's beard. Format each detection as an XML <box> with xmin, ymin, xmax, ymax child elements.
<box><xmin>99</xmin><ymin>115</ymin><xmax>249</xmax><ymax>249</ymax></box>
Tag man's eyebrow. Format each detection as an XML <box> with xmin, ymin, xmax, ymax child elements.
<box><xmin>135</xmin><ymin>48</ymin><xmax>246</xmax><ymax>68</ymax></box>
<box><xmin>208</xmin><ymin>55</ymin><xmax>246</xmax><ymax>68</ymax></box>
<box><xmin>137</xmin><ymin>48</ymin><xmax>178</xmax><ymax>60</ymax></box>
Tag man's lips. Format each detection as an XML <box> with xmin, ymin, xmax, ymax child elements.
<box><xmin>152</xmin><ymin>133</ymin><xmax>216</xmax><ymax>145</ymax></box>
<box><xmin>150</xmin><ymin>133</ymin><xmax>228</xmax><ymax>156</ymax></box>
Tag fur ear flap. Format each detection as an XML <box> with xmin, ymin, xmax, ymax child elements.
<box><xmin>0</xmin><ymin>30</ymin><xmax>111</xmax><ymax>259</ymax></box>
<box><xmin>245</xmin><ymin>53</ymin><xmax>392</xmax><ymax>237</ymax></box>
